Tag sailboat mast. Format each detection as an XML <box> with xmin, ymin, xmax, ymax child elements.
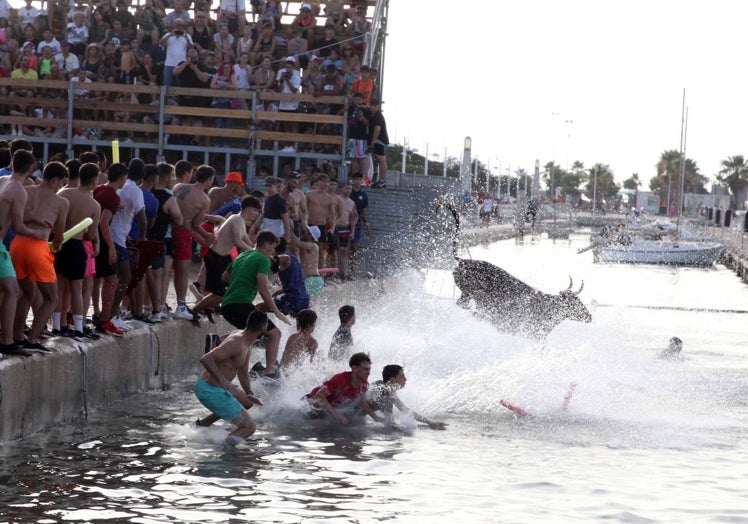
<box><xmin>677</xmin><ymin>89</ymin><xmax>687</xmax><ymax>232</ymax></box>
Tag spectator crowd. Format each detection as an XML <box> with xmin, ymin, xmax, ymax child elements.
<box><xmin>0</xmin><ymin>0</ymin><xmax>388</xmax><ymax>164</ymax></box>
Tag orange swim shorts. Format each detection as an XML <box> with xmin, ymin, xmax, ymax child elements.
<box><xmin>9</xmin><ymin>235</ymin><xmax>57</xmax><ymax>283</ymax></box>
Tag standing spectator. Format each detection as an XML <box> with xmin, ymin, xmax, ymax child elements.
<box><xmin>351</xmin><ymin>65</ymin><xmax>374</xmax><ymax>106</ymax></box>
<box><xmin>257</xmin><ymin>176</ymin><xmax>291</xmax><ymax>242</ymax></box>
<box><xmin>15</xmin><ymin>0</ymin><xmax>39</xmax><ymax>35</ymax></box>
<box><xmin>368</xmin><ymin>99</ymin><xmax>389</xmax><ymax>188</ymax></box>
<box><xmin>333</xmin><ymin>181</ymin><xmax>358</xmax><ymax>279</ymax></box>
<box><xmin>345</xmin><ymin>92</ymin><xmax>371</xmax><ymax>176</ymax></box>
<box><xmin>210</xmin><ymin>62</ymin><xmax>239</xmax><ymax>146</ymax></box>
<box><xmin>276</xmin><ymin>57</ymin><xmax>301</xmax><ymax>152</ymax></box>
<box><xmin>159</xmin><ymin>18</ymin><xmax>192</xmax><ymax>86</ymax></box>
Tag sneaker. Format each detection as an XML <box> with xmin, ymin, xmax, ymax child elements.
<box><xmin>56</xmin><ymin>326</ymin><xmax>76</xmax><ymax>338</ymax></box>
<box><xmin>263</xmin><ymin>369</ymin><xmax>282</xmax><ymax>382</ymax></box>
<box><xmin>132</xmin><ymin>313</ymin><xmax>155</xmax><ymax>324</ymax></box>
<box><xmin>82</xmin><ymin>326</ymin><xmax>101</xmax><ymax>340</ymax></box>
<box><xmin>0</xmin><ymin>343</ymin><xmax>33</xmax><ymax>357</ymax></box>
<box><xmin>174</xmin><ymin>305</ymin><xmax>195</xmax><ymax>320</ymax></box>
<box><xmin>250</xmin><ymin>361</ymin><xmax>266</xmax><ymax>377</ymax></box>
<box><xmin>99</xmin><ymin>320</ymin><xmax>123</xmax><ymax>337</ymax></box>
<box><xmin>112</xmin><ymin>317</ymin><xmax>131</xmax><ymax>331</ymax></box>
<box><xmin>23</xmin><ymin>339</ymin><xmax>54</xmax><ymax>354</ymax></box>
<box><xmin>71</xmin><ymin>330</ymin><xmax>87</xmax><ymax>342</ymax></box>
<box><xmin>158</xmin><ymin>304</ymin><xmax>172</xmax><ymax>319</ymax></box>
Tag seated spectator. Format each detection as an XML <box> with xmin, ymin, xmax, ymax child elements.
<box><xmin>259</xmin><ymin>0</ymin><xmax>282</xmax><ymax>31</ymax></box>
<box><xmin>163</xmin><ymin>0</ymin><xmax>192</xmax><ymax>31</ymax></box>
<box><xmin>112</xmin><ymin>0</ymin><xmax>136</xmax><ymax>36</ymax></box>
<box><xmin>233</xmin><ymin>52</ymin><xmax>251</xmax><ymax>92</ymax></box>
<box><xmin>341</xmin><ymin>44</ymin><xmax>360</xmax><ymax>73</ymax></box>
<box><xmin>321</xmin><ymin>48</ymin><xmax>343</xmax><ymax>72</ymax></box>
<box><xmin>351</xmin><ymin>64</ymin><xmax>374</xmax><ymax>106</ymax></box>
<box><xmin>188</xmin><ymin>10</ymin><xmax>213</xmax><ymax>52</ymax></box>
<box><xmin>70</xmin><ymin>68</ymin><xmax>92</xmax><ymax>99</ymax></box>
<box><xmin>325</xmin><ymin>0</ymin><xmax>348</xmax><ymax>33</ymax></box>
<box><xmin>79</xmin><ymin>43</ymin><xmax>102</xmax><ymax>81</ymax></box>
<box><xmin>174</xmin><ymin>48</ymin><xmax>210</xmax><ymax>141</ymax></box>
<box><xmin>14</xmin><ymin>41</ymin><xmax>36</xmax><ymax>71</ymax></box>
<box><xmin>291</xmin><ymin>3</ymin><xmax>316</xmax><ymax>47</ymax></box>
<box><xmin>67</xmin><ymin>0</ymin><xmax>91</xmax><ymax>25</ymax></box>
<box><xmin>249</xmin><ymin>21</ymin><xmax>275</xmax><ymax>66</ymax></box>
<box><xmin>286</xmin><ymin>26</ymin><xmax>309</xmax><ymax>69</ymax></box>
<box><xmin>116</xmin><ymin>38</ymin><xmax>138</xmax><ymax>83</ymax></box>
<box><xmin>65</xmin><ymin>11</ymin><xmax>88</xmax><ymax>56</ymax></box>
<box><xmin>212</xmin><ymin>23</ymin><xmax>234</xmax><ymax>61</ymax></box>
<box><xmin>99</xmin><ymin>42</ymin><xmax>117</xmax><ymax>82</ymax></box>
<box><xmin>347</xmin><ymin>3</ymin><xmax>370</xmax><ymax>56</ymax></box>
<box><xmin>249</xmin><ymin>55</ymin><xmax>274</xmax><ymax>91</ymax></box>
<box><xmin>136</xmin><ymin>52</ymin><xmax>162</xmax><ymax>101</ymax></box>
<box><xmin>314</xmin><ymin>63</ymin><xmax>345</xmax><ymax>115</ymax></box>
<box><xmin>55</xmin><ymin>40</ymin><xmax>80</xmax><ymax>77</ymax></box>
<box><xmin>15</xmin><ymin>0</ymin><xmax>39</xmax><ymax>35</ymax></box>
<box><xmin>312</xmin><ymin>23</ymin><xmax>339</xmax><ymax>59</ymax></box>
<box><xmin>301</xmin><ymin>54</ymin><xmax>322</xmax><ymax>94</ymax></box>
<box><xmin>89</xmin><ymin>10</ymin><xmax>110</xmax><ymax>47</ymax></box>
<box><xmin>36</xmin><ymin>28</ymin><xmax>61</xmax><ymax>56</ymax></box>
<box><xmin>218</xmin><ymin>0</ymin><xmax>247</xmax><ymax>33</ymax></box>
<box><xmin>36</xmin><ymin>44</ymin><xmax>54</xmax><ymax>77</ymax></box>
<box><xmin>104</xmin><ymin>18</ymin><xmax>129</xmax><ymax>49</ymax></box>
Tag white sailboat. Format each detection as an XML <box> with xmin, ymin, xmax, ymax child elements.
<box><xmin>591</xmin><ymin>90</ymin><xmax>724</xmax><ymax>266</ymax></box>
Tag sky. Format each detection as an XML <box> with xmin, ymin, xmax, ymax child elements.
<box><xmin>383</xmin><ymin>0</ymin><xmax>748</xmax><ymax>187</ymax></box>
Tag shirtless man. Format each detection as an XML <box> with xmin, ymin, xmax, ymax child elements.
<box><xmin>279</xmin><ymin>171</ymin><xmax>308</xmax><ymax>252</ymax></box>
<box><xmin>55</xmin><ymin>162</ymin><xmax>101</xmax><ymax>339</ymax></box>
<box><xmin>279</xmin><ymin>308</ymin><xmax>318</xmax><ymax>369</ymax></box>
<box><xmin>192</xmin><ymin>195</ymin><xmax>262</xmax><ymax>321</ymax></box>
<box><xmin>172</xmin><ymin>164</ymin><xmax>215</xmax><ymax>320</ymax></box>
<box><xmin>304</xmin><ymin>174</ymin><xmax>337</xmax><ymax>269</ymax></box>
<box><xmin>0</xmin><ymin>150</ymin><xmax>52</xmax><ymax>356</ymax></box>
<box><xmin>333</xmin><ymin>181</ymin><xmax>358</xmax><ymax>280</ymax></box>
<box><xmin>208</xmin><ymin>171</ymin><xmax>246</xmax><ymax>213</ymax></box>
<box><xmin>12</xmin><ymin>160</ymin><xmax>69</xmax><ymax>352</ymax></box>
<box><xmin>195</xmin><ymin>310</ymin><xmax>266</xmax><ymax>447</ymax></box>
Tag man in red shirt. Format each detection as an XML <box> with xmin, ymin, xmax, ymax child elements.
<box><xmin>308</xmin><ymin>352</ymin><xmax>382</xmax><ymax>424</ymax></box>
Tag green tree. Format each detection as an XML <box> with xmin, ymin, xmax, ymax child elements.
<box><xmin>543</xmin><ymin>161</ymin><xmax>563</xmax><ymax>199</ymax></box>
<box><xmin>584</xmin><ymin>163</ymin><xmax>620</xmax><ymax>206</ymax></box>
<box><xmin>717</xmin><ymin>155</ymin><xmax>748</xmax><ymax>209</ymax></box>
<box><xmin>623</xmin><ymin>173</ymin><xmax>641</xmax><ymax>190</ymax></box>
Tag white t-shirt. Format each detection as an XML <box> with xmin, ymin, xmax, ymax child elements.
<box><xmin>219</xmin><ymin>0</ymin><xmax>246</xmax><ymax>13</ymax></box>
<box><xmin>37</xmin><ymin>38</ymin><xmax>62</xmax><ymax>55</ymax></box>
<box><xmin>164</xmin><ymin>32</ymin><xmax>193</xmax><ymax>67</ymax></box>
<box><xmin>111</xmin><ymin>179</ymin><xmax>145</xmax><ymax>247</ymax></box>
<box><xmin>275</xmin><ymin>69</ymin><xmax>301</xmax><ymax>110</ymax></box>
<box><xmin>66</xmin><ymin>22</ymin><xmax>89</xmax><ymax>44</ymax></box>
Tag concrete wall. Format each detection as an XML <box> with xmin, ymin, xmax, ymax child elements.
<box><xmin>0</xmin><ymin>319</ymin><xmax>229</xmax><ymax>442</ymax></box>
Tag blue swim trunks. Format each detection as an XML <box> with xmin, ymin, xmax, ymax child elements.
<box><xmin>305</xmin><ymin>275</ymin><xmax>324</xmax><ymax>297</ymax></box>
<box><xmin>194</xmin><ymin>378</ymin><xmax>243</xmax><ymax>421</ymax></box>
<box><xmin>0</xmin><ymin>242</ymin><xmax>15</xmax><ymax>279</ymax></box>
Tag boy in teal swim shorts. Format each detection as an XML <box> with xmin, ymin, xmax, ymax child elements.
<box><xmin>195</xmin><ymin>310</ymin><xmax>268</xmax><ymax>446</ymax></box>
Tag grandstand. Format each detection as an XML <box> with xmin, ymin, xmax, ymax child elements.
<box><xmin>0</xmin><ymin>0</ymin><xmax>389</xmax><ymax>186</ymax></box>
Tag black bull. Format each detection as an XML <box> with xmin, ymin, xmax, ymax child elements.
<box><xmin>436</xmin><ymin>201</ymin><xmax>592</xmax><ymax>337</ymax></box>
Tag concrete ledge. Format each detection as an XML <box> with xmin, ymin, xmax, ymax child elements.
<box><xmin>0</xmin><ymin>318</ymin><xmax>230</xmax><ymax>441</ymax></box>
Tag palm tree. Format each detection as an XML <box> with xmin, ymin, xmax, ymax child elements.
<box><xmin>717</xmin><ymin>155</ymin><xmax>748</xmax><ymax>209</ymax></box>
<box><xmin>623</xmin><ymin>173</ymin><xmax>641</xmax><ymax>190</ymax></box>
<box><xmin>656</xmin><ymin>149</ymin><xmax>681</xmax><ymax>211</ymax></box>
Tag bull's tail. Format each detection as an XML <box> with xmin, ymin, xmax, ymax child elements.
<box><xmin>434</xmin><ymin>201</ymin><xmax>461</xmax><ymax>261</ymax></box>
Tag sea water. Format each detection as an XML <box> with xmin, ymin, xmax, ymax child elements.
<box><xmin>1</xmin><ymin>231</ymin><xmax>747</xmax><ymax>523</ymax></box>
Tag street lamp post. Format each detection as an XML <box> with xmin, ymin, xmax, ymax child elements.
<box><xmin>461</xmin><ymin>137</ymin><xmax>472</xmax><ymax>195</ymax></box>
<box><xmin>533</xmin><ymin>159</ymin><xmax>539</xmax><ymax>200</ymax></box>
<box><xmin>592</xmin><ymin>165</ymin><xmax>599</xmax><ymax>216</ymax></box>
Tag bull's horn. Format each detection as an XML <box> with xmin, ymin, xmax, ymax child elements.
<box><xmin>565</xmin><ymin>276</ymin><xmax>573</xmax><ymax>292</ymax></box>
<box><xmin>574</xmin><ymin>281</ymin><xmax>584</xmax><ymax>296</ymax></box>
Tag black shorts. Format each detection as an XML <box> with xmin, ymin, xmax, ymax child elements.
<box><xmin>336</xmin><ymin>227</ymin><xmax>351</xmax><ymax>249</ymax></box>
<box><xmin>54</xmin><ymin>238</ymin><xmax>87</xmax><ymax>280</ymax></box>
<box><xmin>95</xmin><ymin>242</ymin><xmax>117</xmax><ymax>278</ymax></box>
<box><xmin>221</xmin><ymin>302</ymin><xmax>277</xmax><ymax>332</ymax></box>
<box><xmin>203</xmin><ymin>249</ymin><xmax>232</xmax><ymax>296</ymax></box>
<box><xmin>327</xmin><ymin>228</ymin><xmax>339</xmax><ymax>251</ymax></box>
<box><xmin>372</xmin><ymin>143</ymin><xmax>386</xmax><ymax>157</ymax></box>
<box><xmin>292</xmin><ymin>220</ymin><xmax>301</xmax><ymax>239</ymax></box>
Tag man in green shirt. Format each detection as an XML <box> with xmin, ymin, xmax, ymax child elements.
<box><xmin>221</xmin><ymin>230</ymin><xmax>291</xmax><ymax>379</ymax></box>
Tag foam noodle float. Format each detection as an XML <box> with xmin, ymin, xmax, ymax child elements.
<box><xmin>49</xmin><ymin>217</ymin><xmax>93</xmax><ymax>253</ymax></box>
<box><xmin>318</xmin><ymin>268</ymin><xmax>340</xmax><ymax>275</ymax></box>
<box><xmin>500</xmin><ymin>382</ymin><xmax>577</xmax><ymax>417</ymax></box>
<box><xmin>111</xmin><ymin>140</ymin><xmax>119</xmax><ymax>164</ymax></box>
